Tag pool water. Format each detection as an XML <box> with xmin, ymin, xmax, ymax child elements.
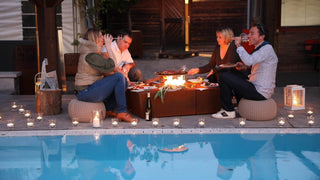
<box><xmin>0</xmin><ymin>133</ymin><xmax>319</xmax><ymax>180</ymax></box>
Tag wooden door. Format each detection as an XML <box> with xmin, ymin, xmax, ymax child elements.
<box><xmin>162</xmin><ymin>0</ymin><xmax>185</xmax><ymax>51</ymax></box>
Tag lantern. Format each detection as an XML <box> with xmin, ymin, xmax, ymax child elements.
<box><xmin>284</xmin><ymin>85</ymin><xmax>305</xmax><ymax>110</ymax></box>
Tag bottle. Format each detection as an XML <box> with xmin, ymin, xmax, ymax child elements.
<box><xmin>145</xmin><ymin>92</ymin><xmax>152</xmax><ymax>121</ymax></box>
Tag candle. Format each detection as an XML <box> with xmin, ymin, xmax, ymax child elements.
<box><xmin>18</xmin><ymin>105</ymin><xmax>25</xmax><ymax>114</ymax></box>
<box><xmin>278</xmin><ymin>117</ymin><xmax>285</xmax><ymax>126</ymax></box>
<box><xmin>48</xmin><ymin>119</ymin><xmax>56</xmax><ymax>128</ymax></box>
<box><xmin>0</xmin><ymin>113</ymin><xmax>2</xmax><ymax>120</ymax></box>
<box><xmin>173</xmin><ymin>118</ymin><xmax>180</xmax><ymax>127</ymax></box>
<box><xmin>287</xmin><ymin>111</ymin><xmax>294</xmax><ymax>120</ymax></box>
<box><xmin>239</xmin><ymin>118</ymin><xmax>246</xmax><ymax>127</ymax></box>
<box><xmin>131</xmin><ymin>119</ymin><xmax>138</xmax><ymax>127</ymax></box>
<box><xmin>72</xmin><ymin>120</ymin><xmax>79</xmax><ymax>126</ymax></box>
<box><xmin>111</xmin><ymin>118</ymin><xmax>118</xmax><ymax>127</ymax></box>
<box><xmin>26</xmin><ymin>118</ymin><xmax>34</xmax><ymax>127</ymax></box>
<box><xmin>92</xmin><ymin>116</ymin><xmax>101</xmax><ymax>127</ymax></box>
<box><xmin>7</xmin><ymin>121</ymin><xmax>14</xmax><ymax>128</ymax></box>
<box><xmin>36</xmin><ymin>113</ymin><xmax>43</xmax><ymax>121</ymax></box>
<box><xmin>307</xmin><ymin>110</ymin><xmax>313</xmax><ymax>116</ymax></box>
<box><xmin>11</xmin><ymin>102</ymin><xmax>17</xmax><ymax>111</ymax></box>
<box><xmin>198</xmin><ymin>118</ymin><xmax>205</xmax><ymax>128</ymax></box>
<box><xmin>152</xmin><ymin>118</ymin><xmax>159</xmax><ymax>127</ymax></box>
<box><xmin>24</xmin><ymin>110</ymin><xmax>31</xmax><ymax>118</ymax></box>
<box><xmin>307</xmin><ymin>116</ymin><xmax>315</xmax><ymax>126</ymax></box>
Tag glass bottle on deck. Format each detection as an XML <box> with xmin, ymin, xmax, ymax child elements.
<box><xmin>145</xmin><ymin>92</ymin><xmax>152</xmax><ymax>121</ymax></box>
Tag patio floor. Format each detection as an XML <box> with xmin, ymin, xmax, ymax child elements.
<box><xmin>1</xmin><ymin>54</ymin><xmax>319</xmax><ymax>135</ymax></box>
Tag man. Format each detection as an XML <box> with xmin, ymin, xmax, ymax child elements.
<box><xmin>102</xmin><ymin>29</ymin><xmax>145</xmax><ymax>82</ymax></box>
<box><xmin>212</xmin><ymin>23</ymin><xmax>278</xmax><ymax>119</ymax></box>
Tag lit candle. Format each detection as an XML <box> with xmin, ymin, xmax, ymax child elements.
<box><xmin>7</xmin><ymin>121</ymin><xmax>14</xmax><ymax>128</ymax></box>
<box><xmin>307</xmin><ymin>116</ymin><xmax>315</xmax><ymax>126</ymax></box>
<box><xmin>278</xmin><ymin>117</ymin><xmax>285</xmax><ymax>126</ymax></box>
<box><xmin>0</xmin><ymin>113</ymin><xmax>2</xmax><ymax>120</ymax></box>
<box><xmin>72</xmin><ymin>120</ymin><xmax>79</xmax><ymax>126</ymax></box>
<box><xmin>18</xmin><ymin>105</ymin><xmax>25</xmax><ymax>114</ymax></box>
<box><xmin>239</xmin><ymin>118</ymin><xmax>246</xmax><ymax>127</ymax></box>
<box><xmin>131</xmin><ymin>119</ymin><xmax>138</xmax><ymax>127</ymax></box>
<box><xmin>287</xmin><ymin>112</ymin><xmax>294</xmax><ymax>120</ymax></box>
<box><xmin>306</xmin><ymin>109</ymin><xmax>313</xmax><ymax>116</ymax></box>
<box><xmin>24</xmin><ymin>110</ymin><xmax>31</xmax><ymax>118</ymax></box>
<box><xmin>173</xmin><ymin>118</ymin><xmax>180</xmax><ymax>127</ymax></box>
<box><xmin>92</xmin><ymin>116</ymin><xmax>100</xmax><ymax>127</ymax></box>
<box><xmin>112</xmin><ymin>118</ymin><xmax>118</xmax><ymax>127</ymax></box>
<box><xmin>26</xmin><ymin>119</ymin><xmax>34</xmax><ymax>127</ymax></box>
<box><xmin>36</xmin><ymin>113</ymin><xmax>43</xmax><ymax>121</ymax></box>
<box><xmin>49</xmin><ymin>120</ymin><xmax>56</xmax><ymax>128</ymax></box>
<box><xmin>152</xmin><ymin>118</ymin><xmax>159</xmax><ymax>127</ymax></box>
<box><xmin>11</xmin><ymin>102</ymin><xmax>18</xmax><ymax>111</ymax></box>
<box><xmin>198</xmin><ymin>118</ymin><xmax>205</xmax><ymax>128</ymax></box>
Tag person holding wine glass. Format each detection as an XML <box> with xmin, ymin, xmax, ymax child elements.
<box><xmin>211</xmin><ymin>23</ymin><xmax>278</xmax><ymax>119</ymax></box>
<box><xmin>188</xmin><ymin>26</ymin><xmax>241</xmax><ymax>83</ymax></box>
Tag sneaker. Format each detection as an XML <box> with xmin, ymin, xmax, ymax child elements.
<box><xmin>211</xmin><ymin>109</ymin><xmax>236</xmax><ymax>119</ymax></box>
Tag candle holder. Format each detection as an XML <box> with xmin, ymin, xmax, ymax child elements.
<box><xmin>111</xmin><ymin>118</ymin><xmax>119</xmax><ymax>127</ymax></box>
<box><xmin>287</xmin><ymin>111</ymin><xmax>294</xmax><ymax>120</ymax></box>
<box><xmin>306</xmin><ymin>107</ymin><xmax>313</xmax><ymax>117</ymax></box>
<box><xmin>18</xmin><ymin>105</ymin><xmax>25</xmax><ymax>114</ymax></box>
<box><xmin>24</xmin><ymin>110</ymin><xmax>32</xmax><ymax>118</ymax></box>
<box><xmin>6</xmin><ymin>119</ymin><xmax>15</xmax><ymax>129</ymax></box>
<box><xmin>36</xmin><ymin>113</ymin><xmax>43</xmax><ymax>121</ymax></box>
<box><xmin>26</xmin><ymin>118</ymin><xmax>35</xmax><ymax>128</ymax></box>
<box><xmin>11</xmin><ymin>102</ymin><xmax>18</xmax><ymax>111</ymax></box>
<box><xmin>173</xmin><ymin>118</ymin><xmax>180</xmax><ymax>128</ymax></box>
<box><xmin>198</xmin><ymin>117</ymin><xmax>205</xmax><ymax>128</ymax></box>
<box><xmin>92</xmin><ymin>110</ymin><xmax>102</xmax><ymax>128</ymax></box>
<box><xmin>307</xmin><ymin>116</ymin><xmax>315</xmax><ymax>126</ymax></box>
<box><xmin>152</xmin><ymin>118</ymin><xmax>159</xmax><ymax>128</ymax></box>
<box><xmin>238</xmin><ymin>118</ymin><xmax>246</xmax><ymax>127</ymax></box>
<box><xmin>278</xmin><ymin>117</ymin><xmax>286</xmax><ymax>127</ymax></box>
<box><xmin>131</xmin><ymin>118</ymin><xmax>138</xmax><ymax>128</ymax></box>
<box><xmin>72</xmin><ymin>117</ymin><xmax>79</xmax><ymax>127</ymax></box>
<box><xmin>48</xmin><ymin>119</ymin><xmax>56</xmax><ymax>128</ymax></box>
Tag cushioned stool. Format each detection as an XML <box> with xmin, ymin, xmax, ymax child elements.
<box><xmin>238</xmin><ymin>98</ymin><xmax>277</xmax><ymax>121</ymax></box>
<box><xmin>68</xmin><ymin>99</ymin><xmax>106</xmax><ymax>123</ymax></box>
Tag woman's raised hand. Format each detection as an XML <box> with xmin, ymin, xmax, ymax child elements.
<box><xmin>104</xmin><ymin>34</ymin><xmax>113</xmax><ymax>47</ymax></box>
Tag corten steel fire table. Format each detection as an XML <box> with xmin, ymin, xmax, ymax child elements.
<box><xmin>126</xmin><ymin>87</ymin><xmax>221</xmax><ymax>118</ymax></box>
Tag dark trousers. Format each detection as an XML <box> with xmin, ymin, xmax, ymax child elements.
<box><xmin>219</xmin><ymin>71</ymin><xmax>266</xmax><ymax>111</ymax></box>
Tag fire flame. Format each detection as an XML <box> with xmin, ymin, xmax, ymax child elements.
<box><xmin>164</xmin><ymin>75</ymin><xmax>185</xmax><ymax>86</ymax></box>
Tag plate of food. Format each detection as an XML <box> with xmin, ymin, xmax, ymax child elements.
<box><xmin>131</xmin><ymin>89</ymin><xmax>144</xmax><ymax>92</ymax></box>
<box><xmin>143</xmin><ymin>86</ymin><xmax>158</xmax><ymax>90</ymax></box>
<box><xmin>219</xmin><ymin>63</ymin><xmax>236</xmax><ymax>68</ymax></box>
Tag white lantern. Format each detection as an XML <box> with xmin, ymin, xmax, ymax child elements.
<box><xmin>284</xmin><ymin>85</ymin><xmax>305</xmax><ymax>110</ymax></box>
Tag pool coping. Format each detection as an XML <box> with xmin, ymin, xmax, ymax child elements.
<box><xmin>1</xmin><ymin>128</ymin><xmax>320</xmax><ymax>137</ymax></box>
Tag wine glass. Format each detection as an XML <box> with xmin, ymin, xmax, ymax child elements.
<box><xmin>240</xmin><ymin>33</ymin><xmax>249</xmax><ymax>43</ymax></box>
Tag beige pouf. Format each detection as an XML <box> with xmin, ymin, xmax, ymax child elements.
<box><xmin>238</xmin><ymin>98</ymin><xmax>277</xmax><ymax>121</ymax></box>
<box><xmin>68</xmin><ymin>99</ymin><xmax>106</xmax><ymax>122</ymax></box>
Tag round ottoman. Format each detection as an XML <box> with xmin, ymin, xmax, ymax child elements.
<box><xmin>68</xmin><ymin>99</ymin><xmax>106</xmax><ymax>123</ymax></box>
<box><xmin>238</xmin><ymin>98</ymin><xmax>277</xmax><ymax>121</ymax></box>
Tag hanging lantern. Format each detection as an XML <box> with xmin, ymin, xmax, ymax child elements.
<box><xmin>284</xmin><ymin>85</ymin><xmax>305</xmax><ymax>110</ymax></box>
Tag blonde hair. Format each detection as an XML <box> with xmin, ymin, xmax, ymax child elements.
<box><xmin>84</xmin><ymin>28</ymin><xmax>101</xmax><ymax>43</ymax></box>
<box><xmin>216</xmin><ymin>27</ymin><xmax>234</xmax><ymax>44</ymax></box>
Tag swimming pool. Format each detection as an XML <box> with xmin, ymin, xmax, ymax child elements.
<box><xmin>1</xmin><ymin>129</ymin><xmax>319</xmax><ymax>180</ymax></box>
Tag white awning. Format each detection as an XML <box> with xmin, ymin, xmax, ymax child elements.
<box><xmin>0</xmin><ymin>0</ymin><xmax>23</xmax><ymax>40</ymax></box>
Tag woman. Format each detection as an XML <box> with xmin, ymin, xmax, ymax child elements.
<box><xmin>75</xmin><ymin>28</ymin><xmax>134</xmax><ymax>122</ymax></box>
<box><xmin>188</xmin><ymin>27</ymin><xmax>241</xmax><ymax>82</ymax></box>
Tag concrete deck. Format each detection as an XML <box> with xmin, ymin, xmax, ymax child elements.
<box><xmin>1</xmin><ymin>54</ymin><xmax>319</xmax><ymax>135</ymax></box>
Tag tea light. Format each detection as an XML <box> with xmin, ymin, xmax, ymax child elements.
<box><xmin>238</xmin><ymin>118</ymin><xmax>246</xmax><ymax>127</ymax></box>
<box><xmin>278</xmin><ymin>117</ymin><xmax>286</xmax><ymax>127</ymax></box>
<box><xmin>26</xmin><ymin>118</ymin><xmax>35</xmax><ymax>128</ymax></box>
<box><xmin>307</xmin><ymin>116</ymin><xmax>315</xmax><ymax>126</ymax></box>
<box><xmin>7</xmin><ymin>120</ymin><xmax>15</xmax><ymax>128</ymax></box>
<box><xmin>36</xmin><ymin>113</ymin><xmax>43</xmax><ymax>121</ymax></box>
<box><xmin>48</xmin><ymin>119</ymin><xmax>56</xmax><ymax>128</ymax></box>
<box><xmin>173</xmin><ymin>118</ymin><xmax>180</xmax><ymax>128</ymax></box>
<box><xmin>18</xmin><ymin>105</ymin><xmax>25</xmax><ymax>114</ymax></box>
<box><xmin>24</xmin><ymin>110</ymin><xmax>31</xmax><ymax>118</ymax></box>
<box><xmin>11</xmin><ymin>102</ymin><xmax>18</xmax><ymax>111</ymax></box>
<box><xmin>306</xmin><ymin>108</ymin><xmax>313</xmax><ymax>116</ymax></box>
<box><xmin>111</xmin><ymin>118</ymin><xmax>118</xmax><ymax>127</ymax></box>
<box><xmin>152</xmin><ymin>118</ymin><xmax>159</xmax><ymax>127</ymax></box>
<box><xmin>72</xmin><ymin>117</ymin><xmax>79</xmax><ymax>127</ymax></box>
<box><xmin>0</xmin><ymin>113</ymin><xmax>2</xmax><ymax>120</ymax></box>
<box><xmin>131</xmin><ymin>119</ymin><xmax>138</xmax><ymax>127</ymax></box>
<box><xmin>198</xmin><ymin>118</ymin><xmax>205</xmax><ymax>128</ymax></box>
<box><xmin>287</xmin><ymin>111</ymin><xmax>294</xmax><ymax>120</ymax></box>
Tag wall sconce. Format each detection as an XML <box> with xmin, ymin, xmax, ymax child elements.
<box><xmin>284</xmin><ymin>85</ymin><xmax>305</xmax><ymax>110</ymax></box>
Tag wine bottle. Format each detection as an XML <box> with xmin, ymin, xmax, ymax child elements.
<box><xmin>145</xmin><ymin>92</ymin><xmax>152</xmax><ymax>121</ymax></box>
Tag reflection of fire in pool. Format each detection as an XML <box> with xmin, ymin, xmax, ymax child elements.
<box><xmin>158</xmin><ymin>145</ymin><xmax>188</xmax><ymax>153</ymax></box>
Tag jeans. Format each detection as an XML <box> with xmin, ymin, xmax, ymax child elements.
<box><xmin>219</xmin><ymin>71</ymin><xmax>266</xmax><ymax>111</ymax></box>
<box><xmin>77</xmin><ymin>73</ymin><xmax>128</xmax><ymax>113</ymax></box>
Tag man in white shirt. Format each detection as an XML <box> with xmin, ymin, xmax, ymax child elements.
<box><xmin>212</xmin><ymin>23</ymin><xmax>278</xmax><ymax>119</ymax></box>
<box><xmin>102</xmin><ymin>29</ymin><xmax>145</xmax><ymax>82</ymax></box>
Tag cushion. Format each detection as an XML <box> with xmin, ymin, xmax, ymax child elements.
<box><xmin>68</xmin><ymin>99</ymin><xmax>106</xmax><ymax>123</ymax></box>
<box><xmin>238</xmin><ymin>98</ymin><xmax>277</xmax><ymax>121</ymax></box>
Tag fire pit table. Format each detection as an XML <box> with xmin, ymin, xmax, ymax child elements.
<box><xmin>126</xmin><ymin>82</ymin><xmax>221</xmax><ymax>118</ymax></box>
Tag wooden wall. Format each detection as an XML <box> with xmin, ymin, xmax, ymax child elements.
<box><xmin>189</xmin><ymin>0</ymin><xmax>247</xmax><ymax>51</ymax></box>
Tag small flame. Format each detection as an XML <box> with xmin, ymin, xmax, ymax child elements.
<box><xmin>164</xmin><ymin>75</ymin><xmax>185</xmax><ymax>86</ymax></box>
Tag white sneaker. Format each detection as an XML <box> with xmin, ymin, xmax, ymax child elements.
<box><xmin>211</xmin><ymin>109</ymin><xmax>236</xmax><ymax>119</ymax></box>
